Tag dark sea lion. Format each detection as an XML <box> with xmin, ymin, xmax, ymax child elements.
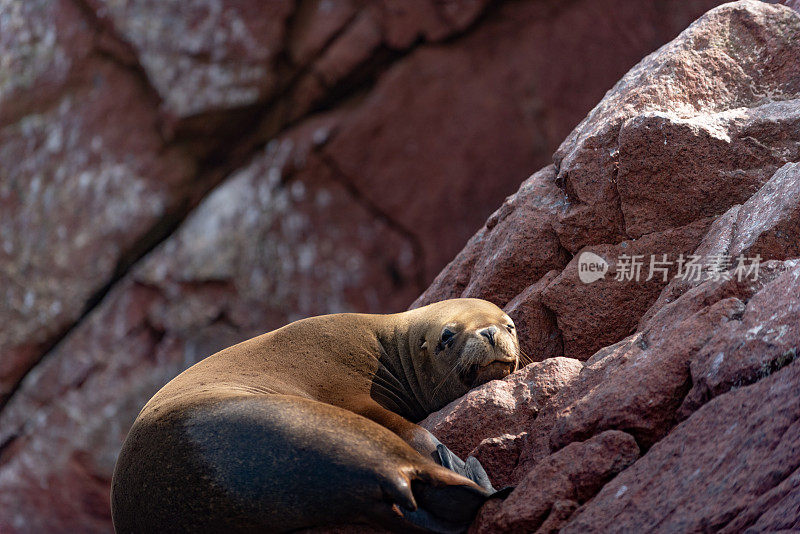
<box><xmin>111</xmin><ymin>298</ymin><xmax>519</xmax><ymax>533</ymax></box>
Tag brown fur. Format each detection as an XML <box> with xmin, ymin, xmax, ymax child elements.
<box><xmin>111</xmin><ymin>298</ymin><xmax>519</xmax><ymax>533</ymax></box>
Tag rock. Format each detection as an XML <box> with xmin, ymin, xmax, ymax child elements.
<box><xmin>410</xmin><ymin>228</ymin><xmax>489</xmax><ymax>305</ymax></box>
<box><xmin>679</xmin><ymin>261</ymin><xmax>800</xmax><ymax>417</ymax></box>
<box><xmin>136</xmin><ymin>116</ymin><xmax>422</xmax><ymax>328</ymax></box>
<box><xmin>0</xmin><ymin>40</ymin><xmax>195</xmax><ymax>403</ymax></box>
<box><xmin>469</xmin><ymin>499</ymin><xmax>504</xmax><ymax>534</ymax></box>
<box><xmin>530</xmin><ymin>296</ymin><xmax>736</xmax><ymax>469</ymax></box>
<box><xmin>511</xmin><ymin>258</ymin><xmax>796</xmax><ymax>482</ymax></box>
<box><xmin>87</xmin><ymin>0</ymin><xmax>296</xmax><ymax>118</ymax></box>
<box><xmin>326</xmin><ymin>0</ymin><xmax>725</xmax><ymax>282</ymax></box>
<box><xmin>309</xmin><ymin>11</ymin><xmax>383</xmax><ymax>89</ymax></box>
<box><xmin>552</xmin><ymin>0</ymin><xmax>800</xmax><ymax>252</ymax></box>
<box><xmin>376</xmin><ymin>0</ymin><xmax>491</xmax><ymax>49</ymax></box>
<box><xmin>0</xmin><ymin>0</ymin><xmax>92</xmax><ymax>125</ymax></box>
<box><xmin>540</xmin><ymin>218</ymin><xmax>711</xmax><ymax>359</ymax></box>
<box><xmin>502</xmin><ymin>270</ymin><xmax>563</xmax><ymax>363</ymax></box>
<box><xmin>637</xmin><ymin>205</ymin><xmax>744</xmax><ymax>325</ymax></box>
<box><xmin>420</xmin><ymin>358</ymin><xmax>583</xmax><ymax>460</ymax></box>
<box><xmin>460</xmin><ymin>167</ymin><xmax>570</xmax><ymax>306</ymax></box>
<box><xmin>729</xmin><ymin>161</ymin><xmax>800</xmax><ymax>260</ymax></box>
<box><xmin>0</xmin><ymin>119</ymin><xmax>420</xmax><ymax>533</ymax></box>
<box><xmin>534</xmin><ymin>499</ymin><xmax>580</xmax><ymax>534</ymax></box>
<box><xmin>409</xmin><ymin>163</ymin><xmax>572</xmax><ymax>309</ymax></box>
<box><xmin>474</xmin><ymin>431</ymin><xmax>639</xmax><ymax>534</ymax></box>
<box><xmin>2</xmin><ymin>0</ymin><xmax>776</xmax><ymax>532</ymax></box>
<box><xmin>288</xmin><ymin>1</ymin><xmax>359</xmax><ymax>67</ymax></box>
<box><xmin>562</xmin><ymin>357</ymin><xmax>800</xmax><ymax>533</ymax></box>
<box><xmin>617</xmin><ymin>101</ymin><xmax>800</xmax><ymax>238</ymax></box>
<box><xmin>84</xmin><ymin>0</ymin><xmax>493</xmax><ymax>121</ymax></box>
<box><xmin>469</xmin><ymin>433</ymin><xmax>526</xmax><ymax>490</ymax></box>
<box><xmin>443</xmin><ymin>2</ymin><xmax>800</xmax><ymax>532</ymax></box>
<box><xmin>642</xmin><ymin>161</ymin><xmax>800</xmax><ymax>325</ymax></box>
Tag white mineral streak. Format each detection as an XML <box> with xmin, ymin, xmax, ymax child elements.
<box><xmin>95</xmin><ymin>0</ymin><xmax>280</xmax><ymax>116</ymax></box>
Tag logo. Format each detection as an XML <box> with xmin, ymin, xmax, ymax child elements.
<box><xmin>578</xmin><ymin>252</ymin><xmax>609</xmax><ymax>284</ymax></box>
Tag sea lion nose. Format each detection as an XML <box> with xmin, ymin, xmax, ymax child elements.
<box><xmin>479</xmin><ymin>326</ymin><xmax>497</xmax><ymax>347</ymax></box>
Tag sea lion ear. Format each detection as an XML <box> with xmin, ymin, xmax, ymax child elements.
<box><xmin>420</xmin><ymin>339</ymin><xmax>428</xmax><ymax>351</ymax></box>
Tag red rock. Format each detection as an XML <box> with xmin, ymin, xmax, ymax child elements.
<box><xmin>310</xmin><ymin>11</ymin><xmax>383</xmax><ymax>88</ymax></box>
<box><xmin>730</xmin><ymin>161</ymin><xmax>800</xmax><ymax>260</ymax></box>
<box><xmin>408</xmin><ymin>165</ymin><xmax>569</xmax><ymax>309</ymax></box>
<box><xmin>376</xmin><ymin>0</ymin><xmax>491</xmax><ymax>48</ymax></box>
<box><xmin>540</xmin><ymin>218</ymin><xmax>711</xmax><ymax>360</ymax></box>
<box><xmin>469</xmin><ymin>499</ymin><xmax>504</xmax><ymax>534</ymax></box>
<box><xmin>721</xmin><ymin>469</ymin><xmax>800</xmax><ymax>533</ymax></box>
<box><xmin>87</xmin><ymin>0</ymin><xmax>296</xmax><ymax>118</ymax></box>
<box><xmin>420</xmin><ymin>357</ymin><xmax>582</xmax><ymax>460</ymax></box>
<box><xmin>0</xmin><ymin>281</ymin><xmax>178</xmax><ymax>534</ymax></box>
<box><xmin>3</xmin><ymin>1</ymin><xmax>778</xmax><ymax>532</ymax></box>
<box><xmin>444</xmin><ymin>3</ymin><xmax>800</xmax><ymax>531</ymax></box>
<box><xmin>617</xmin><ymin>102</ymin><xmax>800</xmax><ymax>238</ymax></box>
<box><xmin>410</xmin><ymin>228</ymin><xmax>489</xmax><ymax>306</ymax></box>
<box><xmin>503</xmin><ymin>270</ymin><xmax>563</xmax><ymax>363</ymax></box>
<box><xmin>638</xmin><ymin>205</ymin><xmax>744</xmax><ymax>326</ymax></box>
<box><xmin>0</xmin><ymin>60</ymin><xmax>194</xmax><ymax>403</ymax></box>
<box><xmin>642</xmin><ymin>161</ymin><xmax>800</xmax><ymax>325</ymax></box>
<box><xmin>534</xmin><ymin>499</ymin><xmax>580</xmax><ymax>534</ymax></box>
<box><xmin>469</xmin><ymin>433</ymin><xmax>526</xmax><ymax>490</ymax></box>
<box><xmin>460</xmin><ymin>167</ymin><xmax>570</xmax><ymax>307</ymax></box>
<box><xmin>548</xmin><ymin>296</ymin><xmax>744</xmax><ymax>452</ymax></box>
<box><xmin>552</xmin><ymin>0</ymin><xmax>800</xmax><ymax>252</ymax></box>
<box><xmin>288</xmin><ymin>1</ymin><xmax>359</xmax><ymax>67</ymax></box>
<box><xmin>0</xmin><ymin>119</ymin><xmax>421</xmax><ymax>533</ymax></box>
<box><xmin>512</xmin><ymin>260</ymin><xmax>792</xmax><ymax>481</ymax></box>
<box><xmin>326</xmin><ymin>0</ymin><xmax>725</xmax><ymax>281</ymax></box>
<box><xmin>679</xmin><ymin>260</ymin><xmax>800</xmax><ymax>417</ymax></box>
<box><xmin>547</xmin><ymin>259</ymin><xmax>795</xmax><ymax>456</ymax></box>
<box><xmin>474</xmin><ymin>431</ymin><xmax>639</xmax><ymax>534</ymax></box>
<box><xmin>374</xmin><ymin>0</ymin><xmax>446</xmax><ymax>49</ymax></box>
<box><xmin>561</xmin><ymin>357</ymin><xmax>800</xmax><ymax>533</ymax></box>
<box><xmin>0</xmin><ymin>0</ymin><xmax>94</xmax><ymax>125</ymax></box>
<box><xmin>551</xmin><ymin>125</ymin><xmax>626</xmax><ymax>253</ymax></box>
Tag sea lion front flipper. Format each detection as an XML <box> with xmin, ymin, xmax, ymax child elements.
<box><xmin>435</xmin><ymin>443</ymin><xmax>495</xmax><ymax>493</ymax></box>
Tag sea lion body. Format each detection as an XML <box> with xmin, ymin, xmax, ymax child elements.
<box><xmin>111</xmin><ymin>299</ymin><xmax>519</xmax><ymax>533</ymax></box>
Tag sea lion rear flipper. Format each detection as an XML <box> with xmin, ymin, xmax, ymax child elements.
<box><xmin>435</xmin><ymin>443</ymin><xmax>495</xmax><ymax>493</ymax></box>
<box><xmin>395</xmin><ymin>470</ymin><xmax>490</xmax><ymax>534</ymax></box>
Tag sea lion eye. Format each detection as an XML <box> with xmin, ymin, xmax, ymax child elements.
<box><xmin>440</xmin><ymin>328</ymin><xmax>455</xmax><ymax>345</ymax></box>
<box><xmin>506</xmin><ymin>324</ymin><xmax>515</xmax><ymax>333</ymax></box>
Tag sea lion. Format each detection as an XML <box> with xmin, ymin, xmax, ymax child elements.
<box><xmin>111</xmin><ymin>298</ymin><xmax>519</xmax><ymax>533</ymax></box>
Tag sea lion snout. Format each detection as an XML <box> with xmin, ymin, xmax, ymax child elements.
<box><xmin>472</xmin><ymin>323</ymin><xmax>518</xmax><ymax>364</ymax></box>
<box><xmin>479</xmin><ymin>325</ymin><xmax>497</xmax><ymax>346</ymax></box>
<box><xmin>457</xmin><ymin>322</ymin><xmax>519</xmax><ymax>387</ymax></box>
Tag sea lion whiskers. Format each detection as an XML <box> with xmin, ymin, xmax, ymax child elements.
<box><xmin>518</xmin><ymin>348</ymin><xmax>534</xmax><ymax>366</ymax></box>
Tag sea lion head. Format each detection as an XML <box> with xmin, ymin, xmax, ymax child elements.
<box><xmin>412</xmin><ymin>298</ymin><xmax>520</xmax><ymax>408</ymax></box>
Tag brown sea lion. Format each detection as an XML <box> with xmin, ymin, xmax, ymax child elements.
<box><xmin>111</xmin><ymin>298</ymin><xmax>519</xmax><ymax>533</ymax></box>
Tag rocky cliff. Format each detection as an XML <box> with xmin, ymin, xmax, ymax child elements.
<box><xmin>1</xmin><ymin>0</ymin><xmax>795</xmax><ymax>532</ymax></box>
<box><xmin>414</xmin><ymin>1</ymin><xmax>800</xmax><ymax>531</ymax></box>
